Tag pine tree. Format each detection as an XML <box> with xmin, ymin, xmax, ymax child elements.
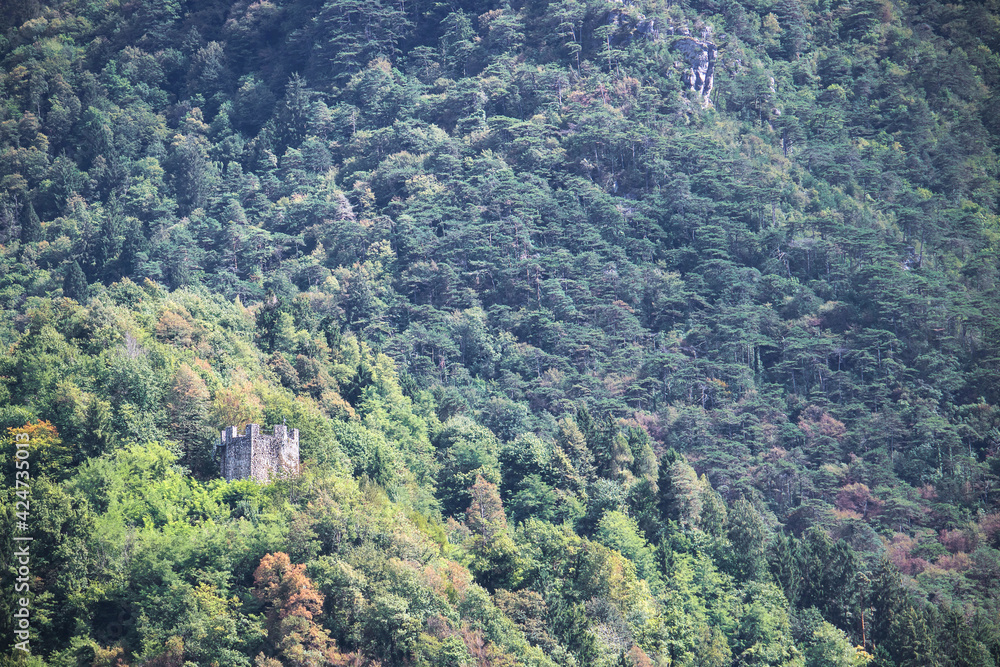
<box><xmin>168</xmin><ymin>364</ymin><xmax>217</xmax><ymax>477</ymax></box>
<box><xmin>626</xmin><ymin>427</ymin><xmax>659</xmax><ymax>486</ymax></box>
<box><xmin>868</xmin><ymin>556</ymin><xmax>907</xmax><ymax>651</ymax></box>
<box><xmin>726</xmin><ymin>498</ymin><xmax>767</xmax><ymax>581</ymax></box>
<box><xmin>20</xmin><ymin>201</ymin><xmax>41</xmax><ymax>243</ymax></box>
<box><xmin>699</xmin><ymin>483</ymin><xmax>728</xmax><ymax>538</ymax></box>
<box><xmin>556</xmin><ymin>416</ymin><xmax>595</xmax><ymax>483</ymax></box>
<box><xmin>466</xmin><ymin>475</ymin><xmax>520</xmax><ymax>589</ymax></box>
<box><xmin>63</xmin><ymin>260</ymin><xmax>88</xmax><ymax>302</ymax></box>
<box><xmin>668</xmin><ymin>460</ymin><xmax>703</xmax><ymax>527</ymax></box>
<box><xmin>770</xmin><ymin>532</ymin><xmax>801</xmax><ymax>607</ymax></box>
<box><xmin>896</xmin><ymin>605</ymin><xmax>942</xmax><ymax>667</ymax></box>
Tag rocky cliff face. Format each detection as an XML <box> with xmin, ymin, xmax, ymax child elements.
<box><xmin>674</xmin><ymin>37</ymin><xmax>717</xmax><ymax>105</ymax></box>
<box><xmin>599</xmin><ymin>7</ymin><xmax>716</xmax><ymax>108</ymax></box>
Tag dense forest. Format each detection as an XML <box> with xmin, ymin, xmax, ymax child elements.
<box><xmin>1</xmin><ymin>0</ymin><xmax>999</xmax><ymax>664</ymax></box>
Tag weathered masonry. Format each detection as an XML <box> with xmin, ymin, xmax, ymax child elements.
<box><xmin>217</xmin><ymin>424</ymin><xmax>300</xmax><ymax>483</ymax></box>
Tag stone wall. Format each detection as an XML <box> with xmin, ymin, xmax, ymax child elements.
<box><xmin>218</xmin><ymin>424</ymin><xmax>299</xmax><ymax>483</ymax></box>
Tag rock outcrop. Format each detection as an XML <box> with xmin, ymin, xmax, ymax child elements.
<box><xmin>674</xmin><ymin>37</ymin><xmax>717</xmax><ymax>105</ymax></box>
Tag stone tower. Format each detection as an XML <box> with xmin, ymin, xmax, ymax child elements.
<box><xmin>217</xmin><ymin>424</ymin><xmax>300</xmax><ymax>483</ymax></box>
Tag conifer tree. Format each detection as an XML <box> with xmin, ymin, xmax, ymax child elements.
<box><xmin>466</xmin><ymin>475</ymin><xmax>520</xmax><ymax>590</ymax></box>
<box><xmin>868</xmin><ymin>556</ymin><xmax>907</xmax><ymax>650</ymax></box>
<box><xmin>726</xmin><ymin>498</ymin><xmax>767</xmax><ymax>581</ymax></box>
<box><xmin>63</xmin><ymin>260</ymin><xmax>88</xmax><ymax>302</ymax></box>
<box><xmin>770</xmin><ymin>532</ymin><xmax>801</xmax><ymax>606</ymax></box>
<box><xmin>167</xmin><ymin>363</ymin><xmax>216</xmax><ymax>477</ymax></box>
<box><xmin>699</xmin><ymin>483</ymin><xmax>728</xmax><ymax>538</ymax></box>
<box><xmin>556</xmin><ymin>416</ymin><xmax>595</xmax><ymax>483</ymax></box>
<box><xmin>20</xmin><ymin>201</ymin><xmax>41</xmax><ymax>243</ymax></box>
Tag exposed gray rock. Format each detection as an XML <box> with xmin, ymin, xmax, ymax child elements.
<box><xmin>674</xmin><ymin>37</ymin><xmax>717</xmax><ymax>105</ymax></box>
<box><xmin>636</xmin><ymin>17</ymin><xmax>660</xmax><ymax>40</ymax></box>
<box><xmin>601</xmin><ymin>8</ymin><xmax>666</xmax><ymax>47</ymax></box>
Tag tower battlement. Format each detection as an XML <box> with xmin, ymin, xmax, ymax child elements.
<box><xmin>217</xmin><ymin>424</ymin><xmax>300</xmax><ymax>483</ymax></box>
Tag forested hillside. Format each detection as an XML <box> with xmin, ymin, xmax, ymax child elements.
<box><xmin>1</xmin><ymin>0</ymin><xmax>1000</xmax><ymax>664</ymax></box>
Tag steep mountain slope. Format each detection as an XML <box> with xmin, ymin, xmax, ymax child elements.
<box><xmin>1</xmin><ymin>0</ymin><xmax>1000</xmax><ymax>664</ymax></box>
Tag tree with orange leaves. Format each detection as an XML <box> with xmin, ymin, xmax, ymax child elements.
<box><xmin>6</xmin><ymin>420</ymin><xmax>71</xmax><ymax>477</ymax></box>
<box><xmin>213</xmin><ymin>379</ymin><xmax>264</xmax><ymax>432</ymax></box>
<box><xmin>253</xmin><ymin>552</ymin><xmax>347</xmax><ymax>667</ymax></box>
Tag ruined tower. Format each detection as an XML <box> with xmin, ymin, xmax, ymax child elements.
<box><xmin>217</xmin><ymin>424</ymin><xmax>300</xmax><ymax>483</ymax></box>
